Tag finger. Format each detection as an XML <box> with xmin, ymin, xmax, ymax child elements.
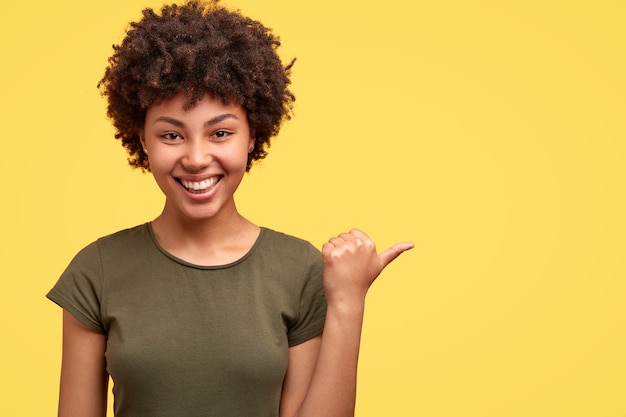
<box><xmin>346</xmin><ymin>229</ymin><xmax>376</xmax><ymax>251</ymax></box>
<box><xmin>338</xmin><ymin>232</ymin><xmax>359</xmax><ymax>242</ymax></box>
<box><xmin>348</xmin><ymin>228</ymin><xmax>370</xmax><ymax>241</ymax></box>
<box><xmin>328</xmin><ymin>237</ymin><xmax>345</xmax><ymax>247</ymax></box>
<box><xmin>321</xmin><ymin>242</ymin><xmax>334</xmax><ymax>256</ymax></box>
<box><xmin>379</xmin><ymin>242</ymin><xmax>414</xmax><ymax>267</ymax></box>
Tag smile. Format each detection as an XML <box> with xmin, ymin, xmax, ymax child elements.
<box><xmin>178</xmin><ymin>176</ymin><xmax>222</xmax><ymax>194</ymax></box>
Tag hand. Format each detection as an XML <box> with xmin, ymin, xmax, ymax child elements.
<box><xmin>321</xmin><ymin>229</ymin><xmax>414</xmax><ymax>305</ymax></box>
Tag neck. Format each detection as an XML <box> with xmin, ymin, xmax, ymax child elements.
<box><xmin>150</xmin><ymin>201</ymin><xmax>260</xmax><ymax>265</ymax></box>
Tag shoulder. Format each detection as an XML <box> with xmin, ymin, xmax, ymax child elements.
<box><xmin>258</xmin><ymin>228</ymin><xmax>321</xmax><ymax>258</ymax></box>
<box><xmin>255</xmin><ymin>228</ymin><xmax>323</xmax><ymax>274</ymax></box>
<box><xmin>260</xmin><ymin>228</ymin><xmax>315</xmax><ymax>248</ymax></box>
<box><xmin>88</xmin><ymin>223</ymin><xmax>152</xmax><ymax>256</ymax></box>
<box><xmin>68</xmin><ymin>223</ymin><xmax>152</xmax><ymax>268</ymax></box>
<box><xmin>95</xmin><ymin>223</ymin><xmax>150</xmax><ymax>248</ymax></box>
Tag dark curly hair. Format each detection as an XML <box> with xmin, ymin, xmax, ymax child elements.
<box><xmin>98</xmin><ymin>0</ymin><xmax>295</xmax><ymax>171</ymax></box>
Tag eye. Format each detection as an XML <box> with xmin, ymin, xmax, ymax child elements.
<box><xmin>162</xmin><ymin>132</ymin><xmax>182</xmax><ymax>141</ymax></box>
<box><xmin>211</xmin><ymin>130</ymin><xmax>231</xmax><ymax>140</ymax></box>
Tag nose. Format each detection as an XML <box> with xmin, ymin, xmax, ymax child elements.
<box><xmin>181</xmin><ymin>139</ymin><xmax>212</xmax><ymax>171</ymax></box>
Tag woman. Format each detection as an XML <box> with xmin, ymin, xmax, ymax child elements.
<box><xmin>47</xmin><ymin>1</ymin><xmax>413</xmax><ymax>416</ymax></box>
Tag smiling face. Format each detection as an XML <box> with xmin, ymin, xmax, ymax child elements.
<box><xmin>141</xmin><ymin>93</ymin><xmax>254</xmax><ymax>224</ymax></box>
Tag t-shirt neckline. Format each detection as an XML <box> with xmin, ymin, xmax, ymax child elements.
<box><xmin>145</xmin><ymin>222</ymin><xmax>266</xmax><ymax>270</ymax></box>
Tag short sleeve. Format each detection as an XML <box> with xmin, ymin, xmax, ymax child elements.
<box><xmin>46</xmin><ymin>241</ymin><xmax>106</xmax><ymax>334</ymax></box>
<box><xmin>287</xmin><ymin>244</ymin><xmax>327</xmax><ymax>346</ymax></box>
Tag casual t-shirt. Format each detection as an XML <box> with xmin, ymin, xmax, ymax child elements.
<box><xmin>47</xmin><ymin>224</ymin><xmax>327</xmax><ymax>417</ymax></box>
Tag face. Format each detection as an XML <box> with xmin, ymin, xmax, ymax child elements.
<box><xmin>141</xmin><ymin>93</ymin><xmax>254</xmax><ymax>223</ymax></box>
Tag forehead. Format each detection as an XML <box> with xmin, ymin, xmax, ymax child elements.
<box><xmin>146</xmin><ymin>92</ymin><xmax>246</xmax><ymax>120</ymax></box>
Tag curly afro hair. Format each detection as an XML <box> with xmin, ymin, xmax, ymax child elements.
<box><xmin>98</xmin><ymin>0</ymin><xmax>295</xmax><ymax>171</ymax></box>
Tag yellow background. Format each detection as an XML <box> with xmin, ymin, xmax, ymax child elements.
<box><xmin>1</xmin><ymin>0</ymin><xmax>625</xmax><ymax>416</ymax></box>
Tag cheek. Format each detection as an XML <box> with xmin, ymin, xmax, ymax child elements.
<box><xmin>146</xmin><ymin>153</ymin><xmax>175</xmax><ymax>176</ymax></box>
<box><xmin>215</xmin><ymin>147</ymin><xmax>251</xmax><ymax>170</ymax></box>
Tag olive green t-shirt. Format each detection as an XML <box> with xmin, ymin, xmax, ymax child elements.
<box><xmin>47</xmin><ymin>224</ymin><xmax>327</xmax><ymax>417</ymax></box>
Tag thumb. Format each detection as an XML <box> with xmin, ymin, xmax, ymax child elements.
<box><xmin>379</xmin><ymin>242</ymin><xmax>414</xmax><ymax>268</ymax></box>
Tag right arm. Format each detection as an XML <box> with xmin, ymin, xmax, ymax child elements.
<box><xmin>284</xmin><ymin>229</ymin><xmax>413</xmax><ymax>417</ymax></box>
<box><xmin>58</xmin><ymin>309</ymin><xmax>108</xmax><ymax>417</ymax></box>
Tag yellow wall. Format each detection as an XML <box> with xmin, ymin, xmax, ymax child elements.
<box><xmin>1</xmin><ymin>1</ymin><xmax>625</xmax><ymax>416</ymax></box>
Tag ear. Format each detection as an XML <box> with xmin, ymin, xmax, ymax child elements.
<box><xmin>248</xmin><ymin>137</ymin><xmax>255</xmax><ymax>154</ymax></box>
<box><xmin>139</xmin><ymin>131</ymin><xmax>147</xmax><ymax>154</ymax></box>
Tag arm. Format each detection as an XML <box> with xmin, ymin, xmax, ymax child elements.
<box><xmin>279</xmin><ymin>335</ymin><xmax>322</xmax><ymax>417</ymax></box>
<box><xmin>58</xmin><ymin>309</ymin><xmax>108</xmax><ymax>417</ymax></box>
<box><xmin>289</xmin><ymin>229</ymin><xmax>413</xmax><ymax>417</ymax></box>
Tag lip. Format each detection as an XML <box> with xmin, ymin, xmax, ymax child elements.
<box><xmin>175</xmin><ymin>174</ymin><xmax>223</xmax><ymax>200</ymax></box>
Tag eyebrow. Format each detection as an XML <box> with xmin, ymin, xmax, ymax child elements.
<box><xmin>153</xmin><ymin>113</ymin><xmax>239</xmax><ymax>128</ymax></box>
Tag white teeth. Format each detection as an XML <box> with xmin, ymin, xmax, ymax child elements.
<box><xmin>180</xmin><ymin>177</ymin><xmax>219</xmax><ymax>192</ymax></box>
